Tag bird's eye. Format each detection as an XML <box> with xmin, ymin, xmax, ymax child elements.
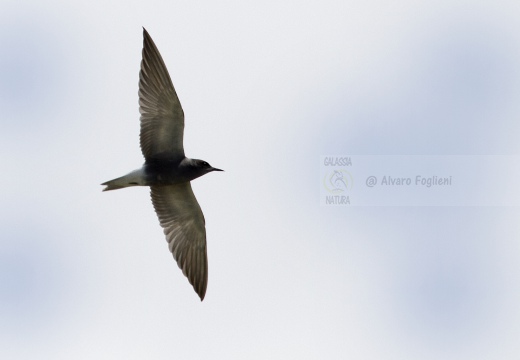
<box><xmin>202</xmin><ymin>161</ymin><xmax>209</xmax><ymax>166</ymax></box>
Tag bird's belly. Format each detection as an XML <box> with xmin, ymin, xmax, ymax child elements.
<box><xmin>145</xmin><ymin>171</ymin><xmax>190</xmax><ymax>185</ymax></box>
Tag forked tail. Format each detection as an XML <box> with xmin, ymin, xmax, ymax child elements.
<box><xmin>101</xmin><ymin>169</ymin><xmax>146</xmax><ymax>191</ymax></box>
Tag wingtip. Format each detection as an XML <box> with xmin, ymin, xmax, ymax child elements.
<box><xmin>194</xmin><ymin>278</ymin><xmax>207</xmax><ymax>301</ymax></box>
<box><xmin>194</xmin><ymin>282</ymin><xmax>206</xmax><ymax>301</ymax></box>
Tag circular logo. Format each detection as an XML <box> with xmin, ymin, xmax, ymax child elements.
<box><xmin>323</xmin><ymin>170</ymin><xmax>353</xmax><ymax>194</ymax></box>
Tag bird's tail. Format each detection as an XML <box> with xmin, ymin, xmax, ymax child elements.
<box><xmin>101</xmin><ymin>169</ymin><xmax>146</xmax><ymax>191</ymax></box>
<box><xmin>101</xmin><ymin>180</ymin><xmax>128</xmax><ymax>191</ymax></box>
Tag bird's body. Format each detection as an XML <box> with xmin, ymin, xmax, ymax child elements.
<box><xmin>102</xmin><ymin>158</ymin><xmax>217</xmax><ymax>190</ymax></box>
<box><xmin>102</xmin><ymin>28</ymin><xmax>222</xmax><ymax>301</ymax></box>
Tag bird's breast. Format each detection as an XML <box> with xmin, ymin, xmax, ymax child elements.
<box><xmin>144</xmin><ymin>160</ymin><xmax>189</xmax><ymax>185</ymax></box>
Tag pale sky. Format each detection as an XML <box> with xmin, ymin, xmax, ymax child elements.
<box><xmin>1</xmin><ymin>1</ymin><xmax>520</xmax><ymax>359</ymax></box>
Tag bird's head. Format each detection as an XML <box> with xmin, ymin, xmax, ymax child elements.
<box><xmin>183</xmin><ymin>158</ymin><xmax>223</xmax><ymax>180</ymax></box>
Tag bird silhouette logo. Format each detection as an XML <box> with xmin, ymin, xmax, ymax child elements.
<box><xmin>323</xmin><ymin>170</ymin><xmax>352</xmax><ymax>193</ymax></box>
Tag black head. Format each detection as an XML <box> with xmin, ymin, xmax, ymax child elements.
<box><xmin>183</xmin><ymin>159</ymin><xmax>223</xmax><ymax>181</ymax></box>
<box><xmin>194</xmin><ymin>159</ymin><xmax>223</xmax><ymax>173</ymax></box>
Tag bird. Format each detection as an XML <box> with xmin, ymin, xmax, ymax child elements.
<box><xmin>101</xmin><ymin>28</ymin><xmax>222</xmax><ymax>301</ymax></box>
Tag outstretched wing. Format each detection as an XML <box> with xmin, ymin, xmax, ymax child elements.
<box><xmin>150</xmin><ymin>184</ymin><xmax>208</xmax><ymax>300</ymax></box>
<box><xmin>139</xmin><ymin>28</ymin><xmax>185</xmax><ymax>161</ymax></box>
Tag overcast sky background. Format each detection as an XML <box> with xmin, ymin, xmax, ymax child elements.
<box><xmin>2</xmin><ymin>1</ymin><xmax>520</xmax><ymax>359</ymax></box>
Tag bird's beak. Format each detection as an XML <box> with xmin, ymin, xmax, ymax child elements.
<box><xmin>211</xmin><ymin>167</ymin><xmax>224</xmax><ymax>172</ymax></box>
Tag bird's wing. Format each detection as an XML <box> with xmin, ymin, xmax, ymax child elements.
<box><xmin>150</xmin><ymin>184</ymin><xmax>208</xmax><ymax>300</ymax></box>
<box><xmin>139</xmin><ymin>28</ymin><xmax>185</xmax><ymax>161</ymax></box>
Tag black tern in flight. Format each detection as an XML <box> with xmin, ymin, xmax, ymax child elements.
<box><xmin>102</xmin><ymin>28</ymin><xmax>222</xmax><ymax>301</ymax></box>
